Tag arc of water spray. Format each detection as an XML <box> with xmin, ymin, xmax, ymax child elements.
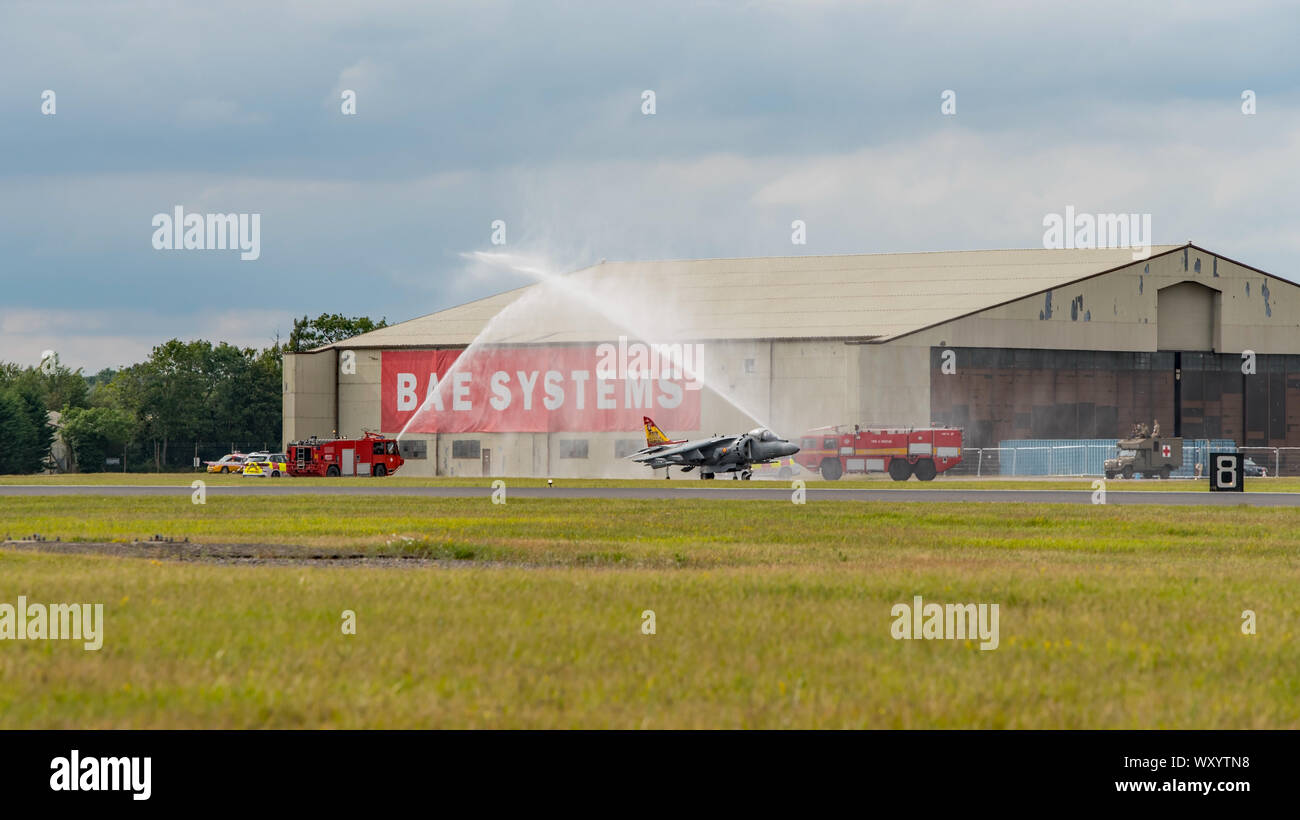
<box><xmin>466</xmin><ymin>251</ymin><xmax>740</xmax><ymax>412</ymax></box>
<box><xmin>394</xmin><ymin>250</ymin><xmax>770</xmax><ymax>441</ymax></box>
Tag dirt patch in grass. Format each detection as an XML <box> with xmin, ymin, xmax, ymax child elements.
<box><xmin>0</xmin><ymin>539</ymin><xmax>453</xmax><ymax>567</ymax></box>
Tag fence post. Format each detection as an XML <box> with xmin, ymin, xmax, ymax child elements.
<box><xmin>1012</xmin><ymin>448</ymin><xmax>1017</xmax><ymax>476</ymax></box>
<box><xmin>977</xmin><ymin>448</ymin><xmax>983</xmax><ymax>477</ymax></box>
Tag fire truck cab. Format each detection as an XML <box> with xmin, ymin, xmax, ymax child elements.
<box><xmin>794</xmin><ymin>424</ymin><xmax>963</xmax><ymax>481</ymax></box>
<box><xmin>287</xmin><ymin>432</ymin><xmax>404</xmax><ymax>477</ymax></box>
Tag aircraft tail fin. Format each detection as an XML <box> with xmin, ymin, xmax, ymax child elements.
<box><xmin>643</xmin><ymin>416</ymin><xmax>673</xmax><ymax>447</ymax></box>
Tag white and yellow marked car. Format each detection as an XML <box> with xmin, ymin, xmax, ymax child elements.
<box><xmin>749</xmin><ymin>455</ymin><xmax>803</xmax><ymax>480</ymax></box>
<box><xmin>241</xmin><ymin>453</ymin><xmax>289</xmax><ymax>477</ymax></box>
<box><xmin>205</xmin><ymin>453</ymin><xmax>247</xmax><ymax>474</ymax></box>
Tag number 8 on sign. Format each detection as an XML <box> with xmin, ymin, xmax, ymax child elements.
<box><xmin>1209</xmin><ymin>453</ymin><xmax>1243</xmax><ymax>492</ymax></box>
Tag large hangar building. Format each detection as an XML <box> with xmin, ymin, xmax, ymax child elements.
<box><xmin>283</xmin><ymin>243</ymin><xmax>1300</xmax><ymax>477</ymax></box>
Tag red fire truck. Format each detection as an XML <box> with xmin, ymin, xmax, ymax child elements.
<box><xmin>286</xmin><ymin>432</ymin><xmax>405</xmax><ymax>477</ymax></box>
<box><xmin>794</xmin><ymin>425</ymin><xmax>963</xmax><ymax>481</ymax></box>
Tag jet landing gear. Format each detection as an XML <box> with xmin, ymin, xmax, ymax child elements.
<box><xmin>729</xmin><ymin>470</ymin><xmax>754</xmax><ymax>480</ymax></box>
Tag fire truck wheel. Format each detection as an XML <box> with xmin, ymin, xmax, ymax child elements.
<box><xmin>326</xmin><ymin>465</ymin><xmax>340</xmax><ymax>477</ymax></box>
<box><xmin>888</xmin><ymin>459</ymin><xmax>912</xmax><ymax>482</ymax></box>
<box><xmin>373</xmin><ymin>464</ymin><xmax>387</xmax><ymax>477</ymax></box>
<box><xmin>271</xmin><ymin>470</ymin><xmax>280</xmax><ymax>477</ymax></box>
<box><xmin>819</xmin><ymin>458</ymin><xmax>843</xmax><ymax>481</ymax></box>
<box><xmin>913</xmin><ymin>459</ymin><xmax>937</xmax><ymax>481</ymax></box>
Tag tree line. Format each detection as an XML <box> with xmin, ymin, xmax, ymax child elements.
<box><xmin>0</xmin><ymin>313</ymin><xmax>384</xmax><ymax>473</ymax></box>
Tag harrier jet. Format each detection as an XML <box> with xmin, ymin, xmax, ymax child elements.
<box><xmin>629</xmin><ymin>416</ymin><xmax>799</xmax><ymax>480</ymax></box>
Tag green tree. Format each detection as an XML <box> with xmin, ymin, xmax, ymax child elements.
<box><xmin>0</xmin><ymin>356</ymin><xmax>88</xmax><ymax>413</ymax></box>
<box><xmin>95</xmin><ymin>339</ymin><xmax>284</xmax><ymax>469</ymax></box>
<box><xmin>0</xmin><ymin>386</ymin><xmax>53</xmax><ymax>473</ymax></box>
<box><xmin>60</xmin><ymin>406</ymin><xmax>133</xmax><ymax>472</ymax></box>
<box><xmin>288</xmin><ymin>313</ymin><xmax>387</xmax><ymax>352</ymax></box>
<box><xmin>85</xmin><ymin>367</ymin><xmax>118</xmax><ymax>396</ymax></box>
<box><xmin>142</xmin><ymin>340</ymin><xmax>210</xmax><ymax>468</ymax></box>
<box><xmin>203</xmin><ymin>341</ymin><xmax>282</xmax><ymax>447</ymax></box>
<box><xmin>40</xmin><ymin>358</ymin><xmax>89</xmax><ymax>411</ymax></box>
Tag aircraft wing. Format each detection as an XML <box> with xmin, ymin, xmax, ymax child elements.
<box><xmin>630</xmin><ymin>435</ymin><xmax>733</xmax><ymax>463</ymax></box>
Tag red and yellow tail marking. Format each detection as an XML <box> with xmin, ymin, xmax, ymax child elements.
<box><xmin>643</xmin><ymin>416</ymin><xmax>675</xmax><ymax>447</ymax></box>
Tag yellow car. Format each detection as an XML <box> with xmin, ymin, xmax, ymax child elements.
<box><xmin>241</xmin><ymin>454</ymin><xmax>289</xmax><ymax>477</ymax></box>
<box><xmin>750</xmin><ymin>456</ymin><xmax>802</xmax><ymax>480</ymax></box>
<box><xmin>205</xmin><ymin>453</ymin><xmax>248</xmax><ymax>474</ymax></box>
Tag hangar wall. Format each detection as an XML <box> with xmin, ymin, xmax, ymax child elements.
<box><xmin>771</xmin><ymin>340</ymin><xmax>857</xmax><ymax>434</ymax></box>
<box><xmin>854</xmin><ymin>345</ymin><xmax>931</xmax><ymax>427</ymax></box>
<box><xmin>897</xmin><ymin>248</ymin><xmax>1300</xmax><ymax>448</ymax></box>
<box><xmin>285</xmin><ymin>246</ymin><xmax>1300</xmax><ymax>476</ymax></box>
<box><xmin>283</xmin><ymin>350</ymin><xmax>337</xmax><ymax>443</ymax></box>
<box><xmin>338</xmin><ymin>348</ymin><xmax>382</xmax><ymax>440</ymax></box>
<box><xmin>926</xmin><ymin>348</ymin><xmax>1300</xmax><ymax>448</ymax></box>
<box><xmin>888</xmin><ymin>247</ymin><xmax>1296</xmax><ymax>355</ymax></box>
<box><xmin>314</xmin><ymin>338</ymin><xmax>854</xmax><ymax>477</ymax></box>
<box><xmin>928</xmin><ymin>349</ymin><xmax>1175</xmax><ymax>447</ymax></box>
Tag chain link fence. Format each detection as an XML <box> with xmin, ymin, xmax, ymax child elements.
<box><xmin>68</xmin><ymin>441</ymin><xmax>282</xmax><ymax>473</ymax></box>
<box><xmin>1237</xmin><ymin>447</ymin><xmax>1300</xmax><ymax>477</ymax></box>
<box><xmin>948</xmin><ymin>440</ymin><xmax>1300</xmax><ymax>477</ymax></box>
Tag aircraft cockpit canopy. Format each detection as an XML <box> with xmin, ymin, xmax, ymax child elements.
<box><xmin>748</xmin><ymin>428</ymin><xmax>779</xmax><ymax>442</ymax></box>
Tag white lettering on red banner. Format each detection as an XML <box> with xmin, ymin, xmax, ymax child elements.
<box><xmin>382</xmin><ymin>348</ymin><xmax>701</xmax><ymax>433</ymax></box>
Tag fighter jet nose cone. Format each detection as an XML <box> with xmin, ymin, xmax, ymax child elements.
<box><xmin>780</xmin><ymin>442</ymin><xmax>799</xmax><ymax>457</ymax></box>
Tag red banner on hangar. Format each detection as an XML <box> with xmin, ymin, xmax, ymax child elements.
<box><xmin>381</xmin><ymin>348</ymin><xmax>701</xmax><ymax>433</ymax></box>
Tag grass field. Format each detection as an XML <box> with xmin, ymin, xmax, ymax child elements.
<box><xmin>2</xmin><ymin>493</ymin><xmax>1298</xmax><ymax>728</ymax></box>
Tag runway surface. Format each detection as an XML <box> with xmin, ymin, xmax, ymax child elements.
<box><xmin>2</xmin><ymin>484</ymin><xmax>1296</xmax><ymax>506</ymax></box>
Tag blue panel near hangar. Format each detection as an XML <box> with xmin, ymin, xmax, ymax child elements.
<box><xmin>996</xmin><ymin>438</ymin><xmax>1236</xmax><ymax>476</ymax></box>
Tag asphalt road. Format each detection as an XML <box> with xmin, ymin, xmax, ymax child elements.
<box><xmin>1</xmin><ymin>484</ymin><xmax>1295</xmax><ymax>505</ymax></box>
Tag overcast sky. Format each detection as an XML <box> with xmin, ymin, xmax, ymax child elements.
<box><xmin>3</xmin><ymin>0</ymin><xmax>1298</xmax><ymax>371</ymax></box>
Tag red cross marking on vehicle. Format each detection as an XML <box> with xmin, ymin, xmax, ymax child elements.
<box><xmin>1161</xmin><ymin>444</ymin><xmax>1171</xmax><ymax>457</ymax></box>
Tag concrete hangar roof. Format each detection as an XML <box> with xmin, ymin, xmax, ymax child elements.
<box><xmin>327</xmin><ymin>245</ymin><xmax>1200</xmax><ymax>350</ymax></box>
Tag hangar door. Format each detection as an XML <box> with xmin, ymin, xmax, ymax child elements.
<box><xmin>1157</xmin><ymin>281</ymin><xmax>1219</xmax><ymax>438</ymax></box>
<box><xmin>1156</xmin><ymin>282</ymin><xmax>1216</xmax><ymax>352</ymax></box>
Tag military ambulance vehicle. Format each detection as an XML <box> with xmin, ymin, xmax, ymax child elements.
<box><xmin>1104</xmin><ymin>427</ymin><xmax>1182</xmax><ymax>480</ymax></box>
